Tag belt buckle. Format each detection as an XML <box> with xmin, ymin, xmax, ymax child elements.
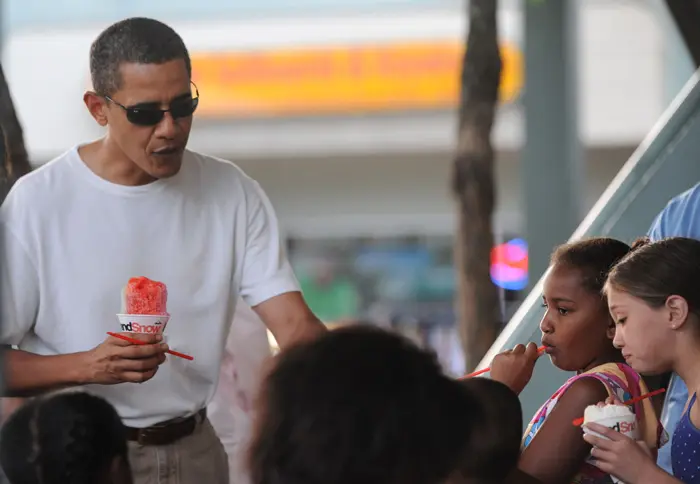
<box><xmin>136</xmin><ymin>427</ymin><xmax>158</xmax><ymax>446</ymax></box>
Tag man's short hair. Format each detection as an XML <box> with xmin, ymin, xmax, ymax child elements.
<box><xmin>89</xmin><ymin>17</ymin><xmax>191</xmax><ymax>96</ymax></box>
<box><xmin>249</xmin><ymin>324</ymin><xmax>479</xmax><ymax>484</ymax></box>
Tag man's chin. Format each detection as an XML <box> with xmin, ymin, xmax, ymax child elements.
<box><xmin>155</xmin><ymin>168</ymin><xmax>181</xmax><ymax>179</ymax></box>
<box><xmin>150</xmin><ymin>159</ymin><xmax>183</xmax><ymax>179</ymax></box>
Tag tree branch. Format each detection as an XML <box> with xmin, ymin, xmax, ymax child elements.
<box><xmin>0</xmin><ymin>62</ymin><xmax>32</xmax><ymax>201</ymax></box>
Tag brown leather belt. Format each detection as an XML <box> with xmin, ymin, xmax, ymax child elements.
<box><xmin>125</xmin><ymin>408</ymin><xmax>206</xmax><ymax>446</ymax></box>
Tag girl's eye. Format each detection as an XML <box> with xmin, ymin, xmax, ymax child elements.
<box><xmin>541</xmin><ymin>302</ymin><xmax>548</xmax><ymax>308</ymax></box>
<box><xmin>558</xmin><ymin>308</ymin><xmax>570</xmax><ymax>316</ymax></box>
<box><xmin>616</xmin><ymin>317</ymin><xmax>627</xmax><ymax>325</ymax></box>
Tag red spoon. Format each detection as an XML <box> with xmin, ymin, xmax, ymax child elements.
<box><xmin>107</xmin><ymin>332</ymin><xmax>194</xmax><ymax>361</ymax></box>
<box><xmin>459</xmin><ymin>345</ymin><xmax>546</xmax><ymax>379</ymax></box>
<box><xmin>572</xmin><ymin>388</ymin><xmax>666</xmax><ymax>427</ymax></box>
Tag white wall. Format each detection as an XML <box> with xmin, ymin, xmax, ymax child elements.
<box><xmin>578</xmin><ymin>1</ymin><xmax>664</xmax><ymax>145</ymax></box>
<box><xmin>4</xmin><ymin>1</ymin><xmax>664</xmax><ymax>162</ymax></box>
<box><xmin>236</xmin><ymin>147</ymin><xmax>634</xmax><ymax>239</ymax></box>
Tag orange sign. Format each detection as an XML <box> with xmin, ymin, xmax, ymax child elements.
<box><xmin>191</xmin><ymin>41</ymin><xmax>522</xmax><ymax>118</ymax></box>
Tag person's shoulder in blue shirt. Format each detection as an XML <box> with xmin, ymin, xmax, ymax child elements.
<box><xmin>649</xmin><ymin>182</ymin><xmax>700</xmax><ymax>240</ymax></box>
<box><xmin>648</xmin><ymin>182</ymin><xmax>700</xmax><ymax>474</ymax></box>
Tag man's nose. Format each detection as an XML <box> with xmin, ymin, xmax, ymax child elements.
<box><xmin>155</xmin><ymin>112</ymin><xmax>177</xmax><ymax>138</ymax></box>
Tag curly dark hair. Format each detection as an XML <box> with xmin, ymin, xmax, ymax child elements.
<box><xmin>0</xmin><ymin>392</ymin><xmax>131</xmax><ymax>484</ymax></box>
<box><xmin>550</xmin><ymin>237</ymin><xmax>632</xmax><ymax>295</ymax></box>
<box><xmin>248</xmin><ymin>324</ymin><xmax>481</xmax><ymax>484</ymax></box>
<box><xmin>90</xmin><ymin>17</ymin><xmax>191</xmax><ymax>96</ymax></box>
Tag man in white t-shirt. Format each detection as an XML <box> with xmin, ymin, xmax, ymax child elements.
<box><xmin>0</xmin><ymin>17</ymin><xmax>325</xmax><ymax>484</ymax></box>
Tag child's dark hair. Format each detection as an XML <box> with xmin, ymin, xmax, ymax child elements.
<box><xmin>551</xmin><ymin>237</ymin><xmax>632</xmax><ymax>294</ymax></box>
<box><xmin>0</xmin><ymin>391</ymin><xmax>130</xmax><ymax>484</ymax></box>
<box><xmin>605</xmin><ymin>236</ymin><xmax>700</xmax><ymax>317</ymax></box>
<box><xmin>455</xmin><ymin>379</ymin><xmax>523</xmax><ymax>484</ymax></box>
<box><xmin>249</xmin><ymin>324</ymin><xmax>478</xmax><ymax>484</ymax></box>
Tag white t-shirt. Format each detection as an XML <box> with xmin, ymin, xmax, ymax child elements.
<box><xmin>0</xmin><ymin>146</ymin><xmax>300</xmax><ymax>428</ymax></box>
<box><xmin>208</xmin><ymin>300</ymin><xmax>271</xmax><ymax>484</ymax></box>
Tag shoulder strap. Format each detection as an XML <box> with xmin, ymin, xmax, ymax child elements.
<box><xmin>615</xmin><ymin>363</ymin><xmax>662</xmax><ymax>449</ymax></box>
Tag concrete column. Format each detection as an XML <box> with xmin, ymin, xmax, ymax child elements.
<box><xmin>521</xmin><ymin>0</ymin><xmax>583</xmax><ymax>289</ymax></box>
<box><xmin>658</xmin><ymin>1</ymin><xmax>695</xmax><ymax>105</ymax></box>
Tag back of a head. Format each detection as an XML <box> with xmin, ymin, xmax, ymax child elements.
<box><xmin>90</xmin><ymin>17</ymin><xmax>191</xmax><ymax>96</ymax></box>
<box><xmin>0</xmin><ymin>392</ymin><xmax>130</xmax><ymax>484</ymax></box>
<box><xmin>551</xmin><ymin>237</ymin><xmax>631</xmax><ymax>294</ymax></box>
<box><xmin>454</xmin><ymin>379</ymin><xmax>523</xmax><ymax>484</ymax></box>
<box><xmin>249</xmin><ymin>324</ymin><xmax>476</xmax><ymax>484</ymax></box>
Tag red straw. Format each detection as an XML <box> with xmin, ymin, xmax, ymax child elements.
<box><xmin>459</xmin><ymin>345</ymin><xmax>546</xmax><ymax>379</ymax></box>
<box><xmin>572</xmin><ymin>388</ymin><xmax>666</xmax><ymax>427</ymax></box>
<box><xmin>107</xmin><ymin>332</ymin><xmax>194</xmax><ymax>361</ymax></box>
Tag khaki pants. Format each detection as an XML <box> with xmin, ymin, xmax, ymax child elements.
<box><xmin>128</xmin><ymin>416</ymin><xmax>229</xmax><ymax>484</ymax></box>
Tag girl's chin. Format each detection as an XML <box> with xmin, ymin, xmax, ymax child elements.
<box><xmin>622</xmin><ymin>358</ymin><xmax>666</xmax><ymax>376</ymax></box>
<box><xmin>634</xmin><ymin>366</ymin><xmax>668</xmax><ymax>376</ymax></box>
<box><xmin>548</xmin><ymin>355</ymin><xmax>578</xmax><ymax>372</ymax></box>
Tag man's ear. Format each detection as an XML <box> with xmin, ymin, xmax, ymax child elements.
<box><xmin>84</xmin><ymin>91</ymin><xmax>109</xmax><ymax>127</ymax></box>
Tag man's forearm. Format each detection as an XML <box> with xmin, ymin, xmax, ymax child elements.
<box><xmin>280</xmin><ymin>316</ymin><xmax>326</xmax><ymax>349</ymax></box>
<box><xmin>2</xmin><ymin>348</ymin><xmax>89</xmax><ymax>397</ymax></box>
<box><xmin>1</xmin><ymin>397</ymin><xmax>26</xmax><ymax>422</ymax></box>
<box><xmin>253</xmin><ymin>292</ymin><xmax>328</xmax><ymax>349</ymax></box>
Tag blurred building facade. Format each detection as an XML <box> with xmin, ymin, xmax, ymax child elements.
<box><xmin>2</xmin><ymin>0</ymin><xmax>675</xmax><ymax>373</ymax></box>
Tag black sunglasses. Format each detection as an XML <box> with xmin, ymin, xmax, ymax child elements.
<box><xmin>103</xmin><ymin>82</ymin><xmax>200</xmax><ymax>127</ymax></box>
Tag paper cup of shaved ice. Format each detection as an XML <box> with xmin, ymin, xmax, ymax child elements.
<box><xmin>116</xmin><ymin>277</ymin><xmax>170</xmax><ymax>341</ymax></box>
<box><xmin>583</xmin><ymin>403</ymin><xmax>639</xmax><ymax>484</ymax></box>
<box><xmin>582</xmin><ymin>403</ymin><xmax>639</xmax><ymax>439</ymax></box>
<box><xmin>116</xmin><ymin>314</ymin><xmax>170</xmax><ymax>334</ymax></box>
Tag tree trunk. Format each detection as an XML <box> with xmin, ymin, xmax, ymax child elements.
<box><xmin>0</xmin><ymin>62</ymin><xmax>32</xmax><ymax>202</ymax></box>
<box><xmin>452</xmin><ymin>0</ymin><xmax>502</xmax><ymax>372</ymax></box>
<box><xmin>665</xmin><ymin>0</ymin><xmax>700</xmax><ymax>67</ymax></box>
<box><xmin>0</xmin><ymin>62</ymin><xmax>32</xmax><ymax>427</ymax></box>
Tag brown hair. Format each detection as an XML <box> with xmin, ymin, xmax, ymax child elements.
<box><xmin>605</xmin><ymin>236</ymin><xmax>700</xmax><ymax>316</ymax></box>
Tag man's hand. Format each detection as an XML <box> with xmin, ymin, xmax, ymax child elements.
<box><xmin>490</xmin><ymin>343</ymin><xmax>541</xmax><ymax>395</ymax></box>
<box><xmin>81</xmin><ymin>334</ymin><xmax>168</xmax><ymax>385</ymax></box>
